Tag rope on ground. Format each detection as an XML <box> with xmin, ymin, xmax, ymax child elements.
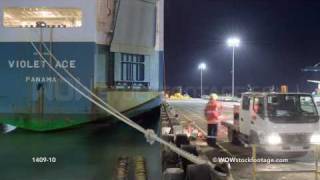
<box><xmin>30</xmin><ymin>41</ymin><xmax>214</xmax><ymax>169</ymax></box>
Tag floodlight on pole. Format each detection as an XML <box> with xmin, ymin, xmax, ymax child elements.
<box><xmin>227</xmin><ymin>37</ymin><xmax>240</xmax><ymax>47</ymax></box>
<box><xmin>198</xmin><ymin>62</ymin><xmax>206</xmax><ymax>98</ymax></box>
<box><xmin>227</xmin><ymin>37</ymin><xmax>240</xmax><ymax>98</ymax></box>
<box><xmin>198</xmin><ymin>63</ymin><xmax>206</xmax><ymax>70</ymax></box>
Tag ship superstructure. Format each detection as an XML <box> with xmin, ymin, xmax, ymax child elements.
<box><xmin>0</xmin><ymin>0</ymin><xmax>164</xmax><ymax>131</ymax></box>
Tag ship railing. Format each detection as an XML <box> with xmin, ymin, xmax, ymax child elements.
<box><xmin>114</xmin><ymin>81</ymin><xmax>149</xmax><ymax>90</ymax></box>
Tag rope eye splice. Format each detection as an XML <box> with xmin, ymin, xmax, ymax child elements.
<box><xmin>144</xmin><ymin>129</ymin><xmax>157</xmax><ymax>145</ymax></box>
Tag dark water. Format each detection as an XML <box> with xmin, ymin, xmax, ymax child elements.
<box><xmin>0</xmin><ymin>112</ymin><xmax>161</xmax><ymax>180</ymax></box>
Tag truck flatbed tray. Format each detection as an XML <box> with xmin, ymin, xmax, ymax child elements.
<box><xmin>221</xmin><ymin>120</ymin><xmax>234</xmax><ymax>128</ymax></box>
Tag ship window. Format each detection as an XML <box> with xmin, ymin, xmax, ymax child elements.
<box><xmin>120</xmin><ymin>53</ymin><xmax>145</xmax><ymax>82</ymax></box>
<box><xmin>3</xmin><ymin>7</ymin><xmax>82</xmax><ymax>28</ymax></box>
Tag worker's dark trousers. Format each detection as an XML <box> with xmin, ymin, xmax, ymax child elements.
<box><xmin>207</xmin><ymin>124</ymin><xmax>218</xmax><ymax>146</ymax></box>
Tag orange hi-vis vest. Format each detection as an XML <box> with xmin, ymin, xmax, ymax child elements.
<box><xmin>205</xmin><ymin>100</ymin><xmax>220</xmax><ymax>124</ymax></box>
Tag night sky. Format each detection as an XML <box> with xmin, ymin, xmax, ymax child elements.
<box><xmin>165</xmin><ymin>0</ymin><xmax>320</xmax><ymax>95</ymax></box>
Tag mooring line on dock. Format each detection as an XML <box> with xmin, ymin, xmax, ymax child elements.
<box><xmin>30</xmin><ymin>41</ymin><xmax>222</xmax><ymax>175</ymax></box>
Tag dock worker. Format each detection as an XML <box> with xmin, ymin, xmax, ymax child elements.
<box><xmin>204</xmin><ymin>93</ymin><xmax>222</xmax><ymax>147</ymax></box>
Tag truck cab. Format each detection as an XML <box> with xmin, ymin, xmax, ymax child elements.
<box><xmin>234</xmin><ymin>92</ymin><xmax>320</xmax><ymax>152</ymax></box>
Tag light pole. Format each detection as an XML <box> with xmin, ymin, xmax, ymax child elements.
<box><xmin>227</xmin><ymin>37</ymin><xmax>240</xmax><ymax>98</ymax></box>
<box><xmin>198</xmin><ymin>62</ymin><xmax>206</xmax><ymax>98</ymax></box>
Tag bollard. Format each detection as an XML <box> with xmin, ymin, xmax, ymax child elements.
<box><xmin>252</xmin><ymin>144</ymin><xmax>257</xmax><ymax>180</ymax></box>
<box><xmin>134</xmin><ymin>156</ymin><xmax>147</xmax><ymax>180</ymax></box>
<box><xmin>115</xmin><ymin>156</ymin><xmax>129</xmax><ymax>180</ymax></box>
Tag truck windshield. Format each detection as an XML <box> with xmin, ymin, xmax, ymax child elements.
<box><xmin>267</xmin><ymin>94</ymin><xmax>319</xmax><ymax>123</ymax></box>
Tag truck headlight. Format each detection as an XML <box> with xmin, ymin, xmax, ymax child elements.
<box><xmin>267</xmin><ymin>133</ymin><xmax>282</xmax><ymax>145</ymax></box>
<box><xmin>310</xmin><ymin>134</ymin><xmax>320</xmax><ymax>144</ymax></box>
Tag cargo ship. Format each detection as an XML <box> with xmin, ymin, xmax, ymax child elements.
<box><xmin>0</xmin><ymin>0</ymin><xmax>164</xmax><ymax>131</ymax></box>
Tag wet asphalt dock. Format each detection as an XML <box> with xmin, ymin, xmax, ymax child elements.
<box><xmin>167</xmin><ymin>98</ymin><xmax>319</xmax><ymax>180</ymax></box>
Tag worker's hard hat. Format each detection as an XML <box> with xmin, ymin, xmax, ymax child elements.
<box><xmin>210</xmin><ymin>93</ymin><xmax>218</xmax><ymax>100</ymax></box>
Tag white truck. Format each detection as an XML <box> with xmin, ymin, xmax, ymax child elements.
<box><xmin>224</xmin><ymin>92</ymin><xmax>320</xmax><ymax>153</ymax></box>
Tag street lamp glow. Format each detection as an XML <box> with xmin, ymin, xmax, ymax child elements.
<box><xmin>198</xmin><ymin>63</ymin><xmax>206</xmax><ymax>70</ymax></box>
<box><xmin>227</xmin><ymin>37</ymin><xmax>241</xmax><ymax>98</ymax></box>
<box><xmin>198</xmin><ymin>62</ymin><xmax>206</xmax><ymax>98</ymax></box>
<box><xmin>227</xmin><ymin>37</ymin><xmax>240</xmax><ymax>47</ymax></box>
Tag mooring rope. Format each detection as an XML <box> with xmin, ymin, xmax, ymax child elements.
<box><xmin>41</xmin><ymin>42</ymin><xmax>143</xmax><ymax>130</ymax></box>
<box><xmin>30</xmin><ymin>41</ymin><xmax>214</xmax><ymax>168</ymax></box>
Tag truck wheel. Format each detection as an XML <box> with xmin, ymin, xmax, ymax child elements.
<box><xmin>232</xmin><ymin>131</ymin><xmax>242</xmax><ymax>145</ymax></box>
<box><xmin>248</xmin><ymin>133</ymin><xmax>265</xmax><ymax>156</ymax></box>
<box><xmin>228</xmin><ymin>129</ymin><xmax>241</xmax><ymax>145</ymax></box>
<box><xmin>249</xmin><ymin>132</ymin><xmax>260</xmax><ymax>145</ymax></box>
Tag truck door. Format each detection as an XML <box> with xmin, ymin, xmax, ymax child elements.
<box><xmin>251</xmin><ymin>96</ymin><xmax>266</xmax><ymax>133</ymax></box>
<box><xmin>239</xmin><ymin>95</ymin><xmax>251</xmax><ymax>135</ymax></box>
